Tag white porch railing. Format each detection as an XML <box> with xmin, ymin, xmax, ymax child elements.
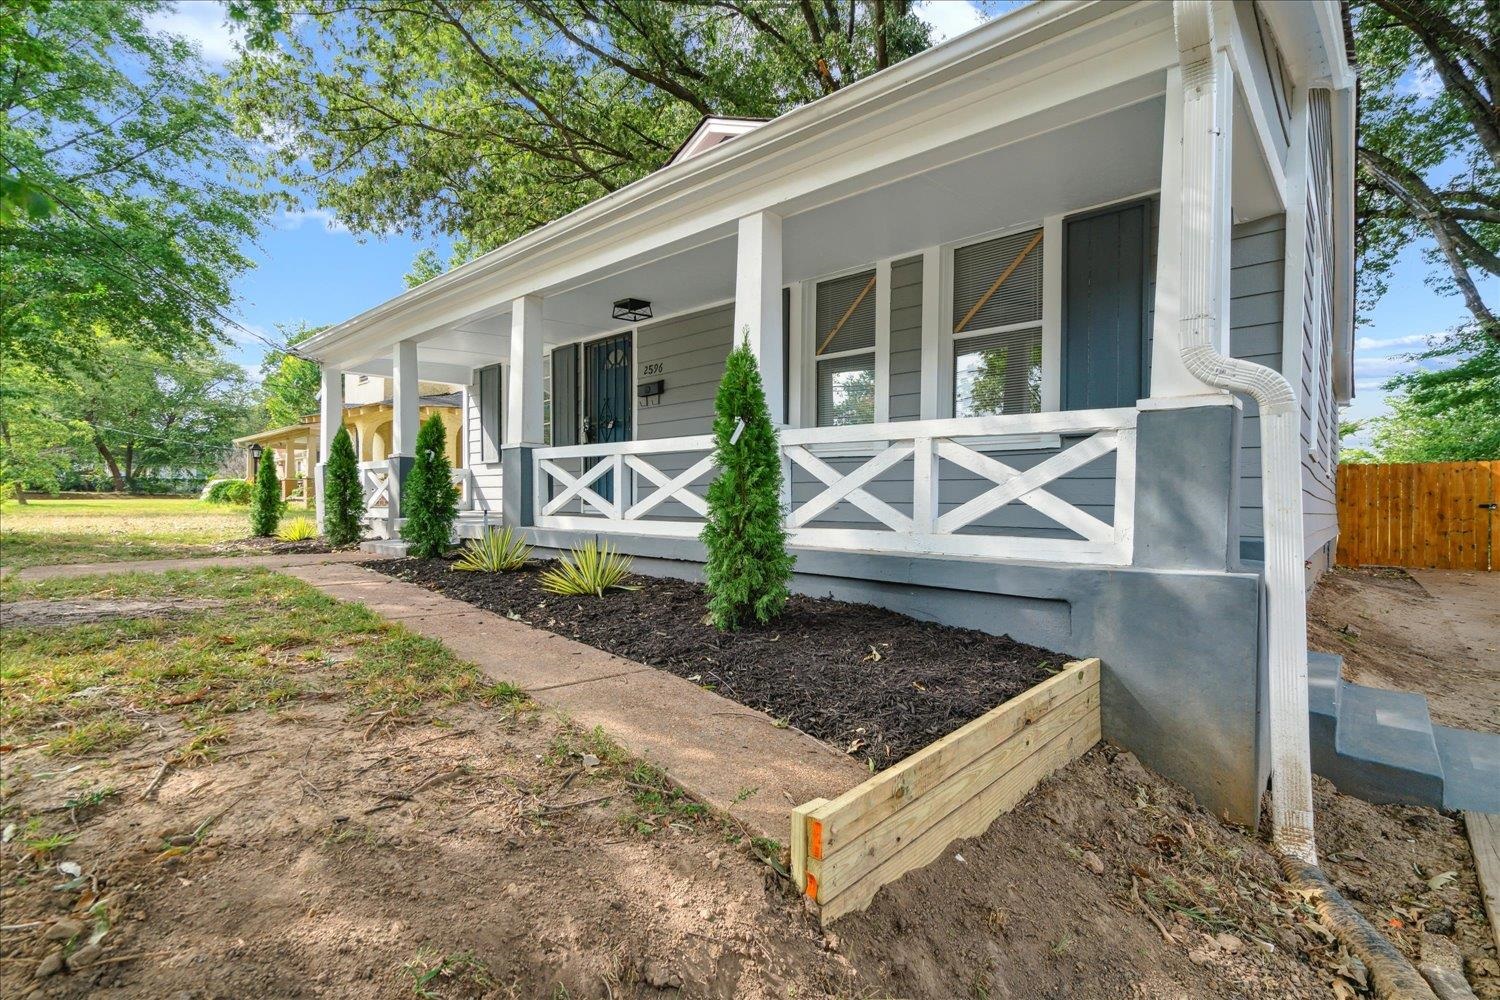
<box><xmin>359</xmin><ymin>460</ymin><xmax>392</xmax><ymax>515</ymax></box>
<box><xmin>532</xmin><ymin>408</ymin><xmax>1139</xmax><ymax>566</ymax></box>
<box><xmin>450</xmin><ymin>467</ymin><xmax>474</xmax><ymax>512</ymax></box>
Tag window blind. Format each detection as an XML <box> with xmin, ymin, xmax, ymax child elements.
<box><xmin>953</xmin><ymin>229</ymin><xmax>1043</xmax><ymax>333</ymax></box>
<box><xmin>815</xmin><ymin>270</ymin><xmax>877</xmax><ymax>355</ymax></box>
<box><xmin>953</xmin><ymin>327</ymin><xmax>1043</xmax><ymax>417</ymax></box>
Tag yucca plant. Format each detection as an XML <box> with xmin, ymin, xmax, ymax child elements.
<box><xmin>538</xmin><ymin>540</ymin><xmax>638</xmax><ymax>597</ymax></box>
<box><xmin>276</xmin><ymin>516</ymin><xmax>319</xmax><ymax>542</ymax></box>
<box><xmin>454</xmin><ymin>526</ymin><xmax>532</xmax><ymax>572</ymax></box>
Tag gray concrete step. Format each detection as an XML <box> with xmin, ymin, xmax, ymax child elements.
<box><xmin>1306</xmin><ymin>651</ymin><xmax>1499</xmax><ymax>813</ymax></box>
<box><xmin>359</xmin><ymin>539</ymin><xmax>411</xmax><ymax>557</ymax></box>
<box><xmin>1434</xmin><ymin>724</ymin><xmax>1500</xmax><ymax>813</ymax></box>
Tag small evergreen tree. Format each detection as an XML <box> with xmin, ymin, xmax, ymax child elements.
<box><xmin>322</xmin><ymin>425</ymin><xmax>363</xmax><ymax>545</ymax></box>
<box><xmin>701</xmin><ymin>333</ymin><xmax>794</xmax><ymax>629</ymax></box>
<box><xmin>249</xmin><ymin>449</ymin><xmax>282</xmax><ymax>537</ymax></box>
<box><xmin>400</xmin><ymin>413</ymin><xmax>457</xmax><ymax>558</ymax></box>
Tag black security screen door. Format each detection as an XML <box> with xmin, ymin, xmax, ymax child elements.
<box><xmin>583</xmin><ymin>332</ymin><xmax>632</xmax><ymax>502</ymax></box>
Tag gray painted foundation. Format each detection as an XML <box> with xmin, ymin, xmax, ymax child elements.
<box><xmin>511</xmin><ymin>404</ymin><xmax>1270</xmax><ymax>825</ymax></box>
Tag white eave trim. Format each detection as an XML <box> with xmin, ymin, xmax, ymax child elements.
<box><xmin>298</xmin><ymin>0</ymin><xmax>1112</xmax><ymax>361</ymax></box>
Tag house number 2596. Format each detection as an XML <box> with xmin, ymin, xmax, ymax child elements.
<box><xmin>641</xmin><ymin>362</ymin><xmax>664</xmax><ymax>377</ymax></box>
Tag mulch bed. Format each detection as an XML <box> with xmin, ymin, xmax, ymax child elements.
<box><xmin>366</xmin><ymin>557</ymin><xmax>1073</xmax><ymax>768</ymax></box>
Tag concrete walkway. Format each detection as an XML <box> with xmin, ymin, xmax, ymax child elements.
<box><xmin>11</xmin><ymin>550</ymin><xmax>373</xmax><ymax>582</ymax></box>
<box><xmin>280</xmin><ymin>562</ymin><xmax>868</xmax><ymax>843</ymax></box>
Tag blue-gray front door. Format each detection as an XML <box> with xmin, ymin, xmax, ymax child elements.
<box><xmin>584</xmin><ymin>332</ymin><xmax>632</xmax><ymax>502</ymax></box>
<box><xmin>1062</xmin><ymin>200</ymin><xmax>1154</xmax><ymax>410</ymax></box>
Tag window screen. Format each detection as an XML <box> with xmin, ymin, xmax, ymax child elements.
<box><xmin>952</xmin><ymin>229</ymin><xmax>1043</xmax><ymax>334</ymax></box>
<box><xmin>954</xmin><ymin>328</ymin><xmax>1042</xmax><ymax>417</ymax></box>
<box><xmin>541</xmin><ymin>351</ymin><xmax>553</xmax><ymax>447</ymax></box>
<box><xmin>816</xmin><ymin>354</ymin><xmax>876</xmax><ymax>427</ymax></box>
<box><xmin>814</xmin><ymin>270</ymin><xmax>877</xmax><ymax>356</ymax></box>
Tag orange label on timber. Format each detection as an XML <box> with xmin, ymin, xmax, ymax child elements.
<box><xmin>805</xmin><ymin>872</ymin><xmax>818</xmax><ymax>900</ymax></box>
<box><xmin>808</xmin><ymin>820</ymin><xmax>823</xmax><ymax>860</ymax></box>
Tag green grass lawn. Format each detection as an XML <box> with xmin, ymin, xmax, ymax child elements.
<box><xmin>0</xmin><ymin>567</ymin><xmax>521</xmax><ymax>759</ymax></box>
<box><xmin>0</xmin><ymin>495</ymin><xmax>257</xmax><ymax>569</ymax></box>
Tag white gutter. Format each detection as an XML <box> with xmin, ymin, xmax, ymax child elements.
<box><xmin>1172</xmin><ymin>0</ymin><xmax>1315</xmax><ymax>863</ymax></box>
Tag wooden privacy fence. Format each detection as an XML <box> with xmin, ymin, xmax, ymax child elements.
<box><xmin>1337</xmin><ymin>461</ymin><xmax>1500</xmax><ymax>571</ymax></box>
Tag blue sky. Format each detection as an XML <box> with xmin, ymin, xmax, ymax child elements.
<box><xmin>150</xmin><ymin>0</ymin><xmax>1485</xmax><ymax>443</ymax></box>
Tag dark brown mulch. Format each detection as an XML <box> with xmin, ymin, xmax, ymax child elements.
<box><xmin>366</xmin><ymin>557</ymin><xmax>1073</xmax><ymax>767</ymax></box>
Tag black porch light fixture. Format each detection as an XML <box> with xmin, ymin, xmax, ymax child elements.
<box><xmin>247</xmin><ymin>442</ymin><xmax>264</xmax><ymax>460</ymax></box>
<box><xmin>611</xmin><ymin>297</ymin><xmax>652</xmax><ymax>322</ymax></box>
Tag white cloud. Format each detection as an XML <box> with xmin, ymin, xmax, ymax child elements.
<box><xmin>915</xmin><ymin>0</ymin><xmax>989</xmax><ymax>43</ymax></box>
<box><xmin>1354</xmin><ymin>333</ymin><xmax>1433</xmax><ymax>352</ymax></box>
<box><xmin>144</xmin><ymin>1</ymin><xmax>243</xmax><ymax>65</ymax></box>
<box><xmin>1403</xmin><ymin>62</ymin><xmax>1443</xmax><ymax>101</ymax></box>
<box><xmin>277</xmin><ymin>207</ymin><xmax>349</xmax><ymax>235</ymax></box>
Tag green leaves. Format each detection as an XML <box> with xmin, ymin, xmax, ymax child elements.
<box><xmin>700</xmin><ymin>334</ymin><xmax>793</xmax><ymax>630</ymax></box>
<box><xmin>322</xmin><ymin>426</ymin><xmax>364</xmax><ymax>546</ymax></box>
<box><xmin>1366</xmin><ymin>324</ymin><xmax>1500</xmax><ymax>461</ymax></box>
<box><xmin>399</xmin><ymin>414</ymin><xmax>458</xmax><ymax>558</ymax></box>
<box><xmin>454</xmin><ymin>527</ymin><xmax>532</xmax><ymax>573</ymax></box>
<box><xmin>224</xmin><ymin>0</ymin><xmax>932</xmax><ymax>253</ymax></box>
<box><xmin>538</xmin><ymin>539</ymin><xmax>637</xmax><ymax>597</ymax></box>
<box><xmin>1</xmin><ymin>0</ymin><xmax>269</xmax><ymax>376</ymax></box>
<box><xmin>250</xmin><ymin>445</ymin><xmax>283</xmax><ymax>537</ymax></box>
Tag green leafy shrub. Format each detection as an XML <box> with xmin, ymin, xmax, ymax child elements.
<box><xmin>249</xmin><ymin>451</ymin><xmax>283</xmax><ymax>537</ymax></box>
<box><xmin>700</xmin><ymin>334</ymin><xmax>793</xmax><ymax>629</ymax></box>
<box><xmin>400</xmin><ymin>413</ymin><xmax>457</xmax><ymax>558</ymax></box>
<box><xmin>276</xmin><ymin>516</ymin><xmax>318</xmax><ymax>541</ymax></box>
<box><xmin>538</xmin><ymin>540</ymin><xmax>638</xmax><ymax>597</ymax></box>
<box><xmin>454</xmin><ymin>526</ymin><xmax>531</xmax><ymax>572</ymax></box>
<box><xmin>204</xmin><ymin>479</ymin><xmax>253</xmax><ymax>505</ymax></box>
<box><xmin>322</xmin><ymin>425</ymin><xmax>363</xmax><ymax>545</ymax></box>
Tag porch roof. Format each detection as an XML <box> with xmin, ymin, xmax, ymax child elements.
<box><xmin>300</xmin><ymin>0</ymin><xmax>1353</xmax><ymax>388</ymax></box>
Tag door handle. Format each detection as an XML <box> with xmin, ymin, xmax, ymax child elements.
<box><xmin>1480</xmin><ymin>503</ymin><xmax>1498</xmax><ymax>510</ymax></box>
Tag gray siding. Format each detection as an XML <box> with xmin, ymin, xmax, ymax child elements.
<box><xmin>1302</xmin><ymin>92</ymin><xmax>1339</xmax><ymax>557</ymax></box>
<box><xmin>637</xmin><ymin>304</ymin><xmax>735</xmax><ymax>442</ymax></box>
<box><xmin>463</xmin><ymin>382</ymin><xmax>504</xmax><ymax>512</ymax></box>
<box><xmin>1228</xmin><ymin>214</ymin><xmax>1286</xmax><ymax>551</ymax></box>
<box><xmin>889</xmin><ymin>255</ymin><xmax>923</xmax><ymax>421</ymax></box>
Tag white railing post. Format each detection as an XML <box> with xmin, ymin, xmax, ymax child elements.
<box><xmin>912</xmin><ymin>436</ymin><xmax>938</xmax><ymax>534</ymax></box>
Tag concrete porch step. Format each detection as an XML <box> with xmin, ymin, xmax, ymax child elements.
<box><xmin>1307</xmin><ymin>651</ymin><xmax>1500</xmax><ymax>813</ymax></box>
<box><xmin>359</xmin><ymin>539</ymin><xmax>410</xmax><ymax>557</ymax></box>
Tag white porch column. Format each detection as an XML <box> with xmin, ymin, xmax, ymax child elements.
<box><xmin>314</xmin><ymin>364</ymin><xmax>343</xmax><ymax>525</ymax></box>
<box><xmin>1147</xmin><ymin>66</ymin><xmax>1232</xmax><ymax>402</ymax></box>
<box><xmin>392</xmin><ymin>339</ymin><xmax>419</xmax><ymax>455</ymax></box>
<box><xmin>733</xmin><ymin>211</ymin><xmax>785</xmax><ymax>423</ymax></box>
<box><xmin>507</xmin><ymin>294</ymin><xmax>544</xmax><ymax>445</ymax></box>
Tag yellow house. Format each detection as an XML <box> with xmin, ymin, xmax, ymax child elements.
<box><xmin>233</xmin><ymin>376</ymin><xmax>464</xmax><ymax>506</ymax></box>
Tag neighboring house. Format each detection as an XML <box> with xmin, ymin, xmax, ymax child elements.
<box><xmin>297</xmin><ymin>2</ymin><xmax>1359</xmax><ymax>829</ymax></box>
<box><xmin>233</xmin><ymin>376</ymin><xmax>464</xmax><ymax>507</ymax></box>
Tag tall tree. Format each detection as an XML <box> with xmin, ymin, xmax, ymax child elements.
<box><xmin>1353</xmin><ymin>0</ymin><xmax>1499</xmax><ymax>339</ymax></box>
<box><xmin>1</xmin><ymin>0</ymin><xmax>267</xmax><ymax>375</ymax></box>
<box><xmin>226</xmin><ymin>1</ymin><xmax>929</xmax><ymax>251</ymax></box>
<box><xmin>256</xmin><ymin>322</ymin><xmax>325</xmax><ymax>428</ymax></box>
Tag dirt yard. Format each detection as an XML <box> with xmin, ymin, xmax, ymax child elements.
<box><xmin>1308</xmin><ymin>566</ymin><xmax>1500</xmax><ymax>733</ymax></box>
<box><xmin>2</xmin><ymin>565</ymin><xmax>1496</xmax><ymax>998</ymax></box>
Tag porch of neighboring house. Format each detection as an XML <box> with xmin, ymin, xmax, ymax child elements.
<box><xmin>235</xmin><ymin>424</ymin><xmax>316</xmax><ymax>508</ymax></box>
<box><xmin>302</xmin><ymin>1</ymin><xmax>1355</xmax><ymax>825</ymax></box>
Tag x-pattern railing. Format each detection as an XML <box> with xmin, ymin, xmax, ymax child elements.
<box><xmin>359</xmin><ymin>460</ymin><xmax>392</xmax><ymax>514</ymax></box>
<box><xmin>532</xmin><ymin>409</ymin><xmax>1137</xmax><ymax>564</ymax></box>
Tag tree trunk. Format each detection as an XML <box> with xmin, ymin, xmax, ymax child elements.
<box><xmin>93</xmin><ymin>433</ymin><xmax>126</xmax><ymax>492</ymax></box>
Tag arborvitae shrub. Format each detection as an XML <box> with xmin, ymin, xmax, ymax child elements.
<box><xmin>249</xmin><ymin>450</ymin><xmax>283</xmax><ymax>537</ymax></box>
<box><xmin>322</xmin><ymin>425</ymin><xmax>363</xmax><ymax>546</ymax></box>
<box><xmin>400</xmin><ymin>413</ymin><xmax>457</xmax><ymax>558</ymax></box>
<box><xmin>700</xmin><ymin>334</ymin><xmax>794</xmax><ymax>629</ymax></box>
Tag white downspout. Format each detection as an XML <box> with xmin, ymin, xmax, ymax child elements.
<box><xmin>1171</xmin><ymin>1</ymin><xmax>1315</xmax><ymax>863</ymax></box>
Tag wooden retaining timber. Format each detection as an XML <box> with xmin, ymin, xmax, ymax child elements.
<box><xmin>791</xmin><ymin>658</ymin><xmax>1101</xmax><ymax>923</ymax></box>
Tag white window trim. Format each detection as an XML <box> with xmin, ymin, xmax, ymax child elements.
<box><xmin>801</xmin><ymin>261</ymin><xmax>886</xmax><ymax>432</ymax></box>
<box><xmin>937</xmin><ymin>216</ymin><xmax>1063</xmax><ymax>449</ymax></box>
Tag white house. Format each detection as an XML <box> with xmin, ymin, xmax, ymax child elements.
<box><xmin>299</xmin><ymin>1</ymin><xmax>1360</xmax><ymax>849</ymax></box>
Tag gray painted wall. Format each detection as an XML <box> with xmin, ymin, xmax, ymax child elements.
<box><xmin>463</xmin><ymin>382</ymin><xmax>504</xmax><ymax>511</ymax></box>
<box><xmin>889</xmin><ymin>255</ymin><xmax>923</xmax><ymax>421</ymax></box>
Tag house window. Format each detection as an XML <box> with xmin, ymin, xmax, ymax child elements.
<box><xmin>814</xmin><ymin>269</ymin><xmax>877</xmax><ymax>426</ymax></box>
<box><xmin>951</xmin><ymin>229</ymin><xmax>1044</xmax><ymax>416</ymax></box>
